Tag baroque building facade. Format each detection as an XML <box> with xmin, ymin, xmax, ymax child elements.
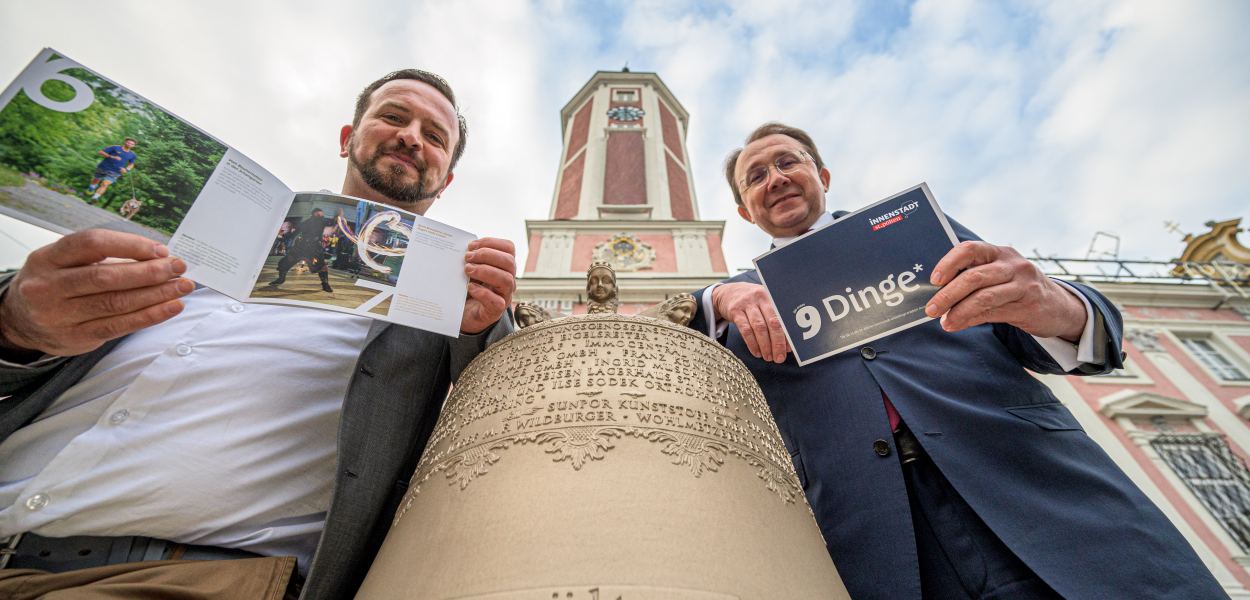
<box><xmin>1035</xmin><ymin>219</ymin><xmax>1250</xmax><ymax>597</ymax></box>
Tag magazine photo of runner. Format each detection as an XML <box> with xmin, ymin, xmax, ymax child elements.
<box><xmin>86</xmin><ymin>137</ymin><xmax>137</xmax><ymax>203</ymax></box>
<box><xmin>0</xmin><ymin>50</ymin><xmax>226</xmax><ymax>240</ymax></box>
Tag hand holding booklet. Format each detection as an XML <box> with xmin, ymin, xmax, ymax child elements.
<box><xmin>754</xmin><ymin>183</ymin><xmax>960</xmax><ymax>366</ymax></box>
<box><xmin>0</xmin><ymin>48</ymin><xmax>472</xmax><ymax>336</ymax></box>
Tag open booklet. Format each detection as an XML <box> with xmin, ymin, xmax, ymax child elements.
<box><xmin>0</xmin><ymin>48</ymin><xmax>473</xmax><ymax>336</ymax></box>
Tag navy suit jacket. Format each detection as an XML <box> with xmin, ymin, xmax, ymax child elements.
<box><xmin>690</xmin><ymin>215</ymin><xmax>1224</xmax><ymax>600</ymax></box>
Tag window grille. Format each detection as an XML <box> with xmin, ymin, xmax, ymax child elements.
<box><xmin>1152</xmin><ymin>433</ymin><xmax>1250</xmax><ymax>552</ymax></box>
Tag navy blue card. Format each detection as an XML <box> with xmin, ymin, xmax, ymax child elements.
<box><xmin>754</xmin><ymin>183</ymin><xmax>959</xmax><ymax>366</ymax></box>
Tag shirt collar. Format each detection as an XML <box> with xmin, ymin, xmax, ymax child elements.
<box><xmin>771</xmin><ymin>212</ymin><xmax>835</xmax><ymax>249</ymax></box>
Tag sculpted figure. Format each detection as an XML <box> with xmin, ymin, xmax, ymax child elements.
<box><xmin>513</xmin><ymin>302</ymin><xmax>552</xmax><ymax>328</ymax></box>
<box><xmin>585</xmin><ymin>260</ymin><xmax>619</xmax><ymax>314</ymax></box>
<box><xmin>640</xmin><ymin>293</ymin><xmax>696</xmax><ymax>326</ymax></box>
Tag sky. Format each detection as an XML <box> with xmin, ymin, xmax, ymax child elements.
<box><xmin>1</xmin><ymin>0</ymin><xmax>1248</xmax><ymax>273</ymax></box>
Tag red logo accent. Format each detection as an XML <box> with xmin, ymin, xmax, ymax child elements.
<box><xmin>871</xmin><ymin>215</ymin><xmax>904</xmax><ymax>231</ymax></box>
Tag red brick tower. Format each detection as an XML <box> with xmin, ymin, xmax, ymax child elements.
<box><xmin>517</xmin><ymin>69</ymin><xmax>729</xmax><ymax>314</ymax></box>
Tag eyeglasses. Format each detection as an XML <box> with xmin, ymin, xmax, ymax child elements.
<box><xmin>738</xmin><ymin>150</ymin><xmax>811</xmax><ymax>192</ymax></box>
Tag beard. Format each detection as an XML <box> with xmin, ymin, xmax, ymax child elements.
<box><xmin>349</xmin><ymin>140</ymin><xmax>443</xmax><ymax>204</ymax></box>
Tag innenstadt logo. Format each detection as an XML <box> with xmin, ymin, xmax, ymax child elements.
<box><xmin>868</xmin><ymin>200</ymin><xmax>920</xmax><ymax>231</ymax></box>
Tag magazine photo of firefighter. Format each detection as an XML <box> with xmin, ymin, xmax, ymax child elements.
<box><xmin>250</xmin><ymin>192</ymin><xmax>412</xmax><ymax>316</ymax></box>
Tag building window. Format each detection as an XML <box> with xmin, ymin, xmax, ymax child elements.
<box><xmin>1179</xmin><ymin>336</ymin><xmax>1250</xmax><ymax>382</ymax></box>
<box><xmin>535</xmin><ymin>299</ymin><xmax>573</xmax><ymax>313</ymax></box>
<box><xmin>1150</xmin><ymin>415</ymin><xmax>1176</xmax><ymax>432</ymax></box>
<box><xmin>1152</xmin><ymin>433</ymin><xmax>1250</xmax><ymax>552</ymax></box>
<box><xmin>613</xmin><ymin>89</ymin><xmax>637</xmax><ymax>103</ymax></box>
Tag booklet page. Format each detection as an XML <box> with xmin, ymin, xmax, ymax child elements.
<box><xmin>0</xmin><ymin>48</ymin><xmax>228</xmax><ymax>242</ymax></box>
<box><xmin>754</xmin><ymin>183</ymin><xmax>959</xmax><ymax>366</ymax></box>
<box><xmin>2</xmin><ymin>47</ymin><xmax>478</xmax><ymax>337</ymax></box>
<box><xmin>246</xmin><ymin>192</ymin><xmax>472</xmax><ymax>336</ymax></box>
<box><xmin>169</xmin><ymin>149</ymin><xmax>293</xmax><ymax>298</ymax></box>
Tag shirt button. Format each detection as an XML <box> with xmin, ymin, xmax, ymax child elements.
<box><xmin>229</xmin><ymin>303</ymin><xmax>245</xmax><ymax>313</ymax></box>
<box><xmin>873</xmin><ymin>439</ymin><xmax>891</xmax><ymax>457</ymax></box>
<box><xmin>109</xmin><ymin>409</ymin><xmax>130</xmax><ymax>425</ymax></box>
<box><xmin>175</xmin><ymin>344</ymin><xmax>192</xmax><ymax>356</ymax></box>
<box><xmin>860</xmin><ymin>347</ymin><xmax>877</xmax><ymax>360</ymax></box>
<box><xmin>25</xmin><ymin>493</ymin><xmax>50</xmax><ymax>511</ymax></box>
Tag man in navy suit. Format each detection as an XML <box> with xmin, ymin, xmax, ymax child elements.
<box><xmin>689</xmin><ymin>122</ymin><xmax>1225</xmax><ymax>599</ymax></box>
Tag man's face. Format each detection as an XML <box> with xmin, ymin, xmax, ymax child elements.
<box><xmin>312</xmin><ymin>209</ymin><xmax>324</xmax><ymax>217</ymax></box>
<box><xmin>341</xmin><ymin>80</ymin><xmax>459</xmax><ymax>211</ymax></box>
<box><xmin>123</xmin><ymin>139</ymin><xmax>136</xmax><ymax>150</ymax></box>
<box><xmin>587</xmin><ymin>269</ymin><xmax>617</xmax><ymax>302</ymax></box>
<box><xmin>734</xmin><ymin>134</ymin><xmax>830</xmax><ymax>238</ymax></box>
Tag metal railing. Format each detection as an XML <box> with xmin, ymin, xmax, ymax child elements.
<box><xmin>1031</xmin><ymin>256</ymin><xmax>1250</xmax><ymax>308</ymax></box>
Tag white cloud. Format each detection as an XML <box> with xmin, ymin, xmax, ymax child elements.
<box><xmin>1</xmin><ymin>0</ymin><xmax>1246</xmax><ymax>276</ymax></box>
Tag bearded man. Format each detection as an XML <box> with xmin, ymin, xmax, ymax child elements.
<box><xmin>0</xmin><ymin>69</ymin><xmax>515</xmax><ymax>599</ymax></box>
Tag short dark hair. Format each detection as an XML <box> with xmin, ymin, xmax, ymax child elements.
<box><xmin>352</xmin><ymin>69</ymin><xmax>468</xmax><ymax>171</ymax></box>
<box><xmin>723</xmin><ymin>122</ymin><xmax>825</xmax><ymax>206</ymax></box>
<box><xmin>124</xmin><ymin>137</ymin><xmax>137</xmax><ymax>144</ymax></box>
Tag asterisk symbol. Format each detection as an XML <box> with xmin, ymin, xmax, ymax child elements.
<box><xmin>913</xmin><ymin>264</ymin><xmax>924</xmax><ymax>272</ymax></box>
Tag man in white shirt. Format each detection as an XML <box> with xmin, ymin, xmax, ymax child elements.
<box><xmin>0</xmin><ymin>68</ymin><xmax>516</xmax><ymax>599</ymax></box>
<box><xmin>687</xmin><ymin>122</ymin><xmax>1223</xmax><ymax>600</ymax></box>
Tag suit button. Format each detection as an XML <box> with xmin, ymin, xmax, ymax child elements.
<box><xmin>873</xmin><ymin>439</ymin><xmax>891</xmax><ymax>457</ymax></box>
<box><xmin>860</xmin><ymin>347</ymin><xmax>877</xmax><ymax>360</ymax></box>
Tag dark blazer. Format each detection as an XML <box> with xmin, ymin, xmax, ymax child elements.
<box><xmin>0</xmin><ymin>272</ymin><xmax>508</xmax><ymax>600</ymax></box>
<box><xmin>689</xmin><ymin>215</ymin><xmax>1224</xmax><ymax>600</ymax></box>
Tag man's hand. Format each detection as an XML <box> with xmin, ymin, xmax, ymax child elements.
<box><xmin>0</xmin><ymin>230</ymin><xmax>194</xmax><ymax>358</ymax></box>
<box><xmin>925</xmin><ymin>241</ymin><xmax>1086</xmax><ymax>341</ymax></box>
<box><xmin>711</xmin><ymin>282</ymin><xmax>789</xmax><ymax>363</ymax></box>
<box><xmin>461</xmin><ymin>237</ymin><xmax>516</xmax><ymax>335</ymax></box>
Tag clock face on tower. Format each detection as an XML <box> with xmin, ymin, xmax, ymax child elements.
<box><xmin>607</xmin><ymin>106</ymin><xmax>645</xmax><ymax>122</ymax></box>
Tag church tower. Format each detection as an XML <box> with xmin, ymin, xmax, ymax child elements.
<box><xmin>517</xmin><ymin>69</ymin><xmax>729</xmax><ymax>314</ymax></box>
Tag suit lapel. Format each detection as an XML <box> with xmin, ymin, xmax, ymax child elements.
<box><xmin>363</xmin><ymin>320</ymin><xmax>392</xmax><ymax>349</ymax></box>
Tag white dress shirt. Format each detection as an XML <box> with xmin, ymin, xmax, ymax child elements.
<box><xmin>0</xmin><ymin>288</ymin><xmax>371</xmax><ymax>574</ymax></box>
<box><xmin>701</xmin><ymin>213</ymin><xmax>1098</xmax><ymax>369</ymax></box>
